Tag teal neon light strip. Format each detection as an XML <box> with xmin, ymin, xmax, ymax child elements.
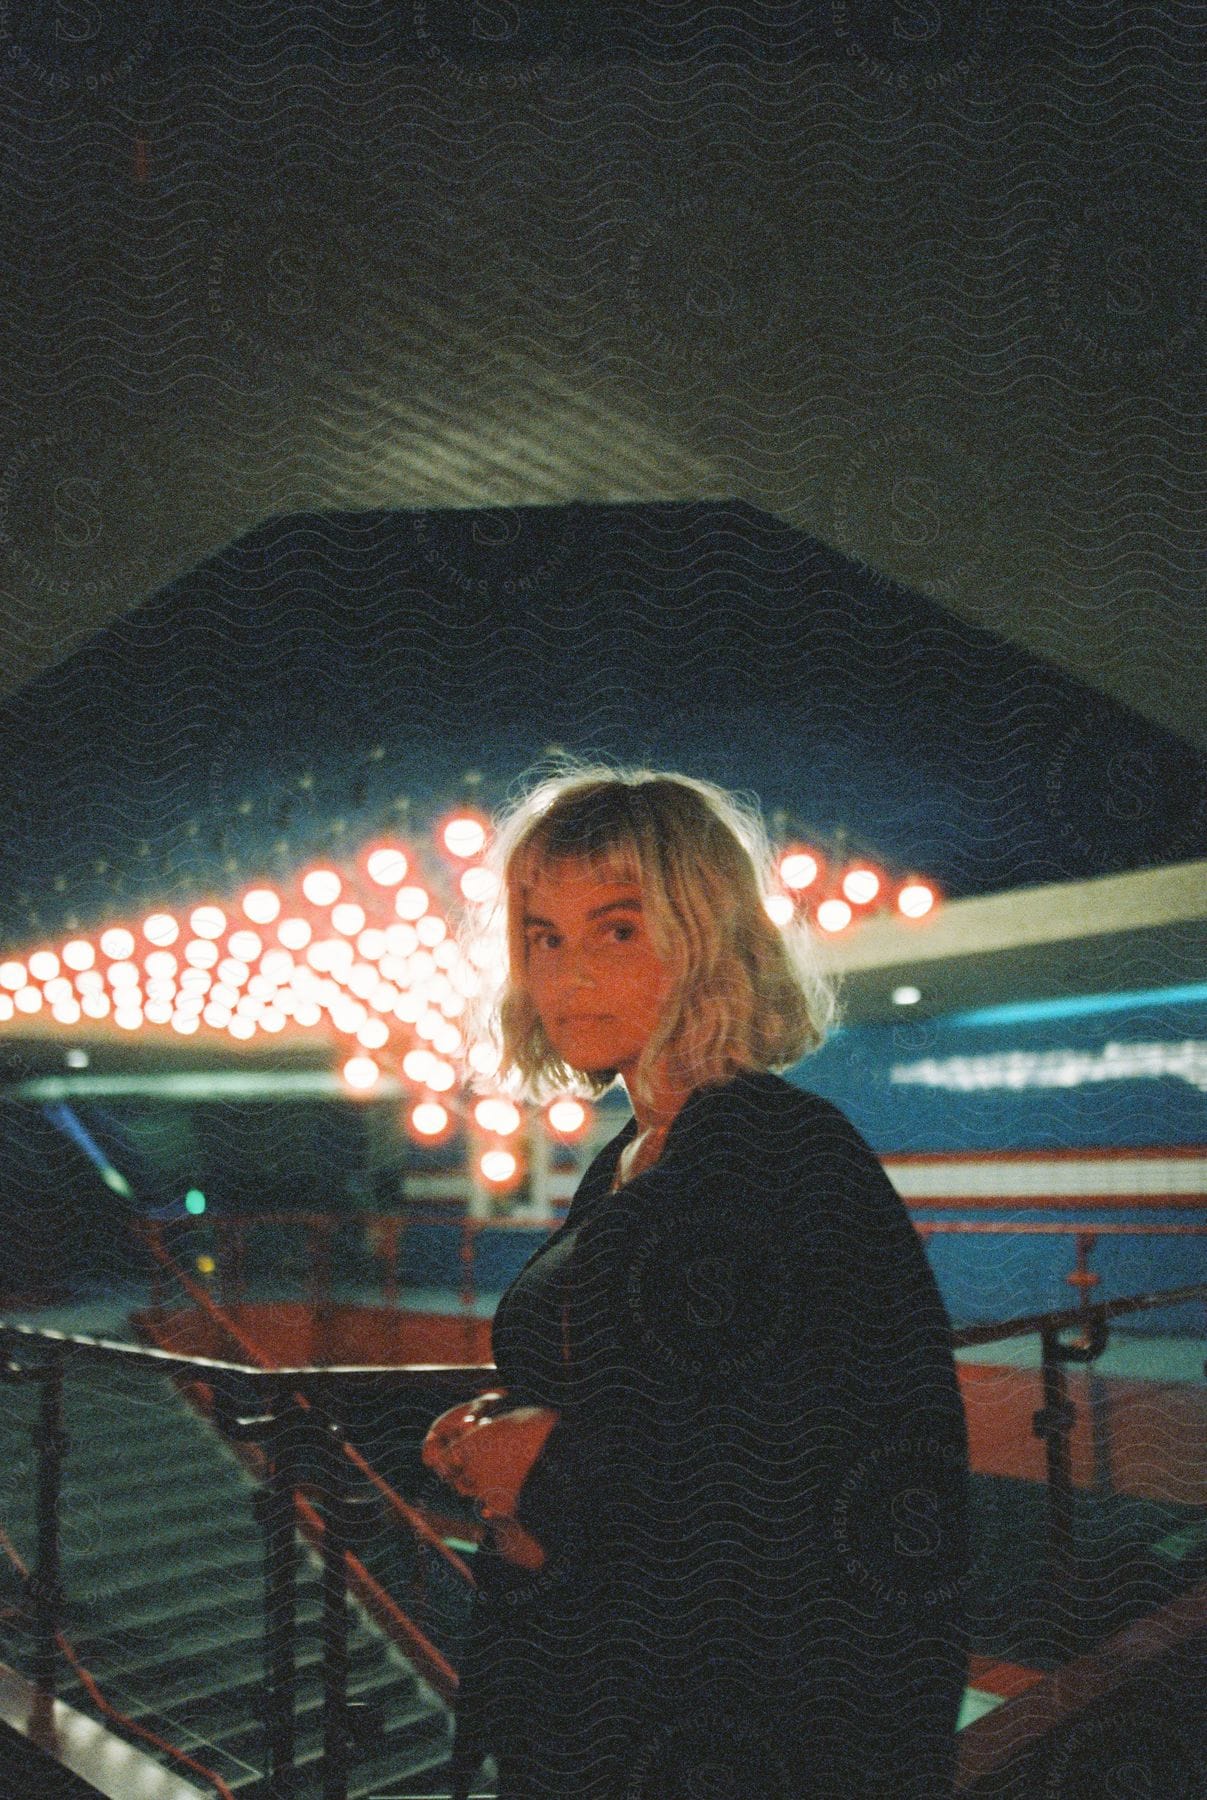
<box><xmin>948</xmin><ymin>984</ymin><xmax>1207</xmax><ymax>1027</ymax></box>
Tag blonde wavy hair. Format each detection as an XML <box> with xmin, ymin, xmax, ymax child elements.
<box><xmin>459</xmin><ymin>758</ymin><xmax>842</xmax><ymax>1113</ymax></box>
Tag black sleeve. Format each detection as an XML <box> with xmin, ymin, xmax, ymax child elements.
<box><xmin>510</xmin><ymin>1091</ymin><xmax>972</xmax><ymax>1796</ymax></box>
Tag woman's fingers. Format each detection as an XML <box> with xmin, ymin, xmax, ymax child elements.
<box><xmin>421</xmin><ymin>1400</ymin><xmax>486</xmax><ymax>1465</ymax></box>
<box><xmin>437</xmin><ymin>1406</ymin><xmax>560</xmax><ymax>1512</ymax></box>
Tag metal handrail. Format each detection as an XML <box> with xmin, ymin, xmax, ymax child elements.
<box><xmin>0</xmin><ymin>1320</ymin><xmax>488</xmax><ymax>1800</ymax></box>
<box><xmin>135</xmin><ymin>1219</ymin><xmax>476</xmax><ymax>1580</ymax></box>
<box><xmin>950</xmin><ymin>1278</ymin><xmax>1207</xmax><ymax>1348</ymax></box>
<box><xmin>3</xmin><ymin>1273</ymin><xmax>1205</xmax><ymax>1798</ymax></box>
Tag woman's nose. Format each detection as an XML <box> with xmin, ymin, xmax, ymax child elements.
<box><xmin>567</xmin><ymin>949</ymin><xmax>597</xmax><ymax>988</ymax></box>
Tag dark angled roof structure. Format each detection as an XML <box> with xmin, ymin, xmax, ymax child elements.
<box><xmin>0</xmin><ymin>2</ymin><xmax>1202</xmax><ymax>1064</ymax></box>
<box><xmin>0</xmin><ymin>2</ymin><xmax>1202</xmax><ymax>747</ymax></box>
<box><xmin>0</xmin><ymin>499</ymin><xmax>1203</xmax><ymax>958</ymax></box>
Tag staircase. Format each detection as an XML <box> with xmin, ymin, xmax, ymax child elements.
<box><xmin>0</xmin><ymin>1356</ymin><xmax>477</xmax><ymax>1798</ymax></box>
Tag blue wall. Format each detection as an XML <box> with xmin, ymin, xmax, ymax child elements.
<box><xmin>789</xmin><ymin>998</ymin><xmax>1207</xmax><ymax>1153</ymax></box>
<box><xmin>783</xmin><ymin>997</ymin><xmax>1207</xmax><ymax>1331</ymax></box>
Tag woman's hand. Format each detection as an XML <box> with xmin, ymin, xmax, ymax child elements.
<box><xmin>423</xmin><ymin>1401</ymin><xmax>561</xmax><ymax>1566</ymax></box>
<box><xmin>421</xmin><ymin>1389</ymin><xmax>510</xmax><ymax>1475</ymax></box>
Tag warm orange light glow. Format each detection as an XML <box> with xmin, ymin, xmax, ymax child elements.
<box><xmin>394</xmin><ymin>885</ymin><xmax>429</xmax><ymax>921</ymax></box>
<box><xmin>842</xmin><ymin>868</ymin><xmax>881</xmax><ymax>905</ymax></box>
<box><xmin>459</xmin><ymin>867</ymin><xmax>499</xmax><ymax>905</ymax></box>
<box><xmin>778</xmin><ymin>850</ymin><xmax>820</xmax><ymax>891</ymax></box>
<box><xmin>27</xmin><ymin>950</ymin><xmax>59</xmax><ymax>982</ymax></box>
<box><xmin>260</xmin><ymin>950</ymin><xmax>294</xmax><ymax>986</ymax></box>
<box><xmin>343</xmin><ymin>1056</ymin><xmax>380</xmax><ymax>1091</ymax></box>
<box><xmin>142</xmin><ymin>914</ymin><xmax>179</xmax><ymax>947</ymax></box>
<box><xmin>547</xmin><ymin>1098</ymin><xmax>589</xmax><ymax>1138</ymax></box>
<box><xmin>467</xmin><ymin>1041</ymin><xmax>501</xmax><ymax>1077</ymax></box>
<box><xmin>189</xmin><ymin>906</ymin><xmax>226</xmax><ymax>941</ymax></box>
<box><xmin>278</xmin><ymin>917</ymin><xmax>312</xmax><ymax>951</ymax></box>
<box><xmin>302</xmin><ymin>869</ymin><xmax>341</xmax><ymax>906</ymax></box>
<box><xmin>409</xmin><ymin>1100</ymin><xmax>451</xmax><ymax>1139</ymax></box>
<box><xmin>242</xmin><ymin>888</ymin><xmax>281</xmax><ymax>924</ymax></box>
<box><xmin>816</xmin><ymin>898</ymin><xmax>853</xmax><ymax>932</ymax></box>
<box><xmin>366</xmin><ymin>846</ymin><xmax>408</xmax><ymax>886</ymax></box>
<box><xmin>385</xmin><ymin>922</ymin><xmax>419</xmax><ymax>957</ymax></box>
<box><xmin>897</xmin><ymin>882</ymin><xmax>937</xmax><ymax>919</ymax></box>
<box><xmin>403</xmin><ymin>1048</ymin><xmax>434</xmax><ymax>1085</ymax></box>
<box><xmin>442</xmin><ymin>814</ymin><xmax>488</xmax><ymax>859</ymax></box>
<box><xmin>62</xmin><ymin>939</ymin><xmax>95</xmax><ymax>971</ymax></box>
<box><xmin>473</xmin><ymin>1096</ymin><xmax>521</xmax><ymax>1136</ymax></box>
<box><xmin>227</xmin><ymin>930</ymin><xmax>262</xmax><ymax>963</ymax></box>
<box><xmin>480</xmin><ymin>1148</ymin><xmax>518</xmax><ymax>1185</ymax></box>
<box><xmin>100</xmin><ymin>928</ymin><xmax>135</xmax><ymax>960</ymax></box>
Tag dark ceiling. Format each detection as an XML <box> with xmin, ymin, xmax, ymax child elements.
<box><xmin>0</xmin><ymin>0</ymin><xmax>1202</xmax><ymax>759</ymax></box>
<box><xmin>0</xmin><ymin>499</ymin><xmax>1204</xmax><ymax>963</ymax></box>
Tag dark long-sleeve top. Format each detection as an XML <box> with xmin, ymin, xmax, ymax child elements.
<box><xmin>450</xmin><ymin>1070</ymin><xmax>971</xmax><ymax>1800</ymax></box>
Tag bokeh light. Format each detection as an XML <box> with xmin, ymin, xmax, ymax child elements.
<box><xmin>367</xmin><ymin>846</ymin><xmax>408</xmax><ymax>886</ymax></box>
<box><xmin>242</xmin><ymin>888</ymin><xmax>281</xmax><ymax>924</ymax></box>
<box><xmin>302</xmin><ymin>869</ymin><xmax>341</xmax><ymax>906</ymax></box>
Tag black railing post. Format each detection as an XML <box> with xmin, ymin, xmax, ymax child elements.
<box><xmin>319</xmin><ymin>1425</ymin><xmax>351</xmax><ymax>1800</ymax></box>
<box><xmin>257</xmin><ymin>1385</ymin><xmax>300</xmax><ymax>1800</ymax></box>
<box><xmin>1032</xmin><ymin>1314</ymin><xmax>1110</xmax><ymax>1656</ymax></box>
<box><xmin>1033</xmin><ymin>1327</ymin><xmax>1076</xmax><ymax>1601</ymax></box>
<box><xmin>31</xmin><ymin>1346</ymin><xmax>65</xmax><ymax>1710</ymax></box>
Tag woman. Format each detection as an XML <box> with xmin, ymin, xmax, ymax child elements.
<box><xmin>422</xmin><ymin>766</ymin><xmax>971</xmax><ymax>1800</ymax></box>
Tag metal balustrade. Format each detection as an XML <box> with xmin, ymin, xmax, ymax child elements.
<box><xmin>1</xmin><ymin>1263</ymin><xmax>1204</xmax><ymax>1798</ymax></box>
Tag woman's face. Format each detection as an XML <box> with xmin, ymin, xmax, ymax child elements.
<box><xmin>518</xmin><ymin>860</ymin><xmax>676</xmax><ymax>1087</ymax></box>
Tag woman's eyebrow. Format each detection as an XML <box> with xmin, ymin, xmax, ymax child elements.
<box><xmin>522</xmin><ymin>898</ymin><xmax>643</xmax><ymax>927</ymax></box>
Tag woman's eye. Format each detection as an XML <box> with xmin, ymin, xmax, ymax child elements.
<box><xmin>608</xmin><ymin>922</ymin><xmax>636</xmax><ymax>943</ymax></box>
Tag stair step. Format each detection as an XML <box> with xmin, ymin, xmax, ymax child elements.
<box><xmin>223</xmin><ymin>1708</ymin><xmax>454</xmax><ymax>1797</ymax></box>
<box><xmin>1</xmin><ymin>1362</ymin><xmax>467</xmax><ymax>1800</ymax></box>
<box><xmin>151</xmin><ymin>1663</ymin><xmax>426</xmax><ymax>1756</ymax></box>
<box><xmin>59</xmin><ymin>1438</ymin><xmax>236</xmax><ymax>1481</ymax></box>
<box><xmin>59</xmin><ymin>1478</ymin><xmax>256</xmax><ymax>1531</ymax></box>
<box><xmin>66</xmin><ymin>1539</ymin><xmax>260</xmax><ymax>1610</ymax></box>
<box><xmin>64</xmin><ymin>1616</ymin><xmax>388</xmax><ymax>1702</ymax></box>
<box><xmin>62</xmin><ymin>1556</ymin><xmax>336</xmax><ymax>1643</ymax></box>
<box><xmin>64</xmin><ymin>1513</ymin><xmax>261</xmax><ymax>1572</ymax></box>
